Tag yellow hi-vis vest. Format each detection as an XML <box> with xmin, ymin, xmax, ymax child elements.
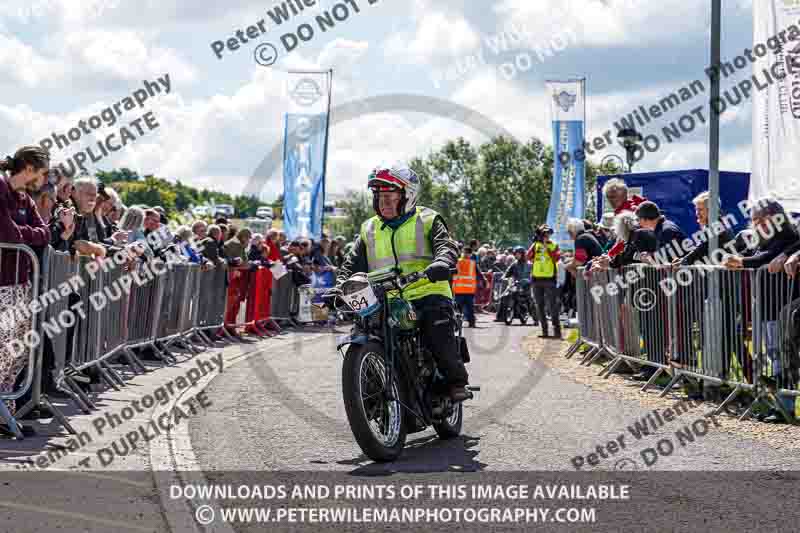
<box><xmin>532</xmin><ymin>241</ymin><xmax>558</xmax><ymax>278</ymax></box>
<box><xmin>360</xmin><ymin>206</ymin><xmax>453</xmax><ymax>302</ymax></box>
<box><xmin>453</xmin><ymin>257</ymin><xmax>477</xmax><ymax>295</ymax></box>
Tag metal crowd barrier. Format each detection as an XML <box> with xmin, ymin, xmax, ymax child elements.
<box><xmin>572</xmin><ymin>263</ymin><xmax>800</xmax><ymax>422</ymax></box>
<box><xmin>0</xmin><ymin>243</ymin><xmax>40</xmax><ymax>438</ymax></box>
<box><xmin>195</xmin><ymin>264</ymin><xmax>228</xmax><ymax>333</ymax></box>
<box><xmin>1</xmin><ymin>242</ymin><xmax>310</xmax><ymax>439</ymax></box>
<box><xmin>270</xmin><ymin>271</ymin><xmax>295</xmax><ymax>324</ymax></box>
<box><xmin>14</xmin><ymin>247</ymin><xmax>78</xmax><ymax>431</ymax></box>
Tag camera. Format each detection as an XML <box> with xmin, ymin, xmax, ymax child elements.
<box><xmin>533</xmin><ymin>224</ymin><xmax>553</xmax><ymax>242</ymax></box>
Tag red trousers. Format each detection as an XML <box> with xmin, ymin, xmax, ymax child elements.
<box><xmin>225</xmin><ymin>270</ymin><xmax>250</xmax><ymax>326</ymax></box>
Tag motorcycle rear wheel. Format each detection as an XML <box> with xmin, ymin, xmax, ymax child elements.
<box><xmin>342</xmin><ymin>342</ymin><xmax>408</xmax><ymax>462</ymax></box>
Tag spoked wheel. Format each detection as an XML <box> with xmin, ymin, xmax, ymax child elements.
<box><xmin>342</xmin><ymin>342</ymin><xmax>407</xmax><ymax>462</ymax></box>
<box><xmin>433</xmin><ymin>401</ymin><xmax>463</xmax><ymax>439</ymax></box>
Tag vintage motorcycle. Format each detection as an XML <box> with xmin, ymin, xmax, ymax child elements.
<box><xmin>323</xmin><ymin>269</ymin><xmax>477</xmax><ymax>462</ymax></box>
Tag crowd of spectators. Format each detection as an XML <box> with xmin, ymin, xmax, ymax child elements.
<box><xmin>568</xmin><ymin>177</ymin><xmax>800</xmax><ymax>423</ymax></box>
<box><xmin>0</xmin><ymin>144</ymin><xmax>359</xmax><ymax>427</ymax></box>
<box><xmin>3</xmin><ymin>142</ymin><xmax>798</xmax><ymax>427</ymax></box>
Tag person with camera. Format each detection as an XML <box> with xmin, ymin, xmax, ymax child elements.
<box><xmin>527</xmin><ymin>224</ymin><xmax>562</xmax><ymax>339</ymax></box>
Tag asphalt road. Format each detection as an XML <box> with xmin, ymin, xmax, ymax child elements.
<box><xmin>4</xmin><ymin>315</ymin><xmax>800</xmax><ymax>533</ymax></box>
<box><xmin>190</xmin><ymin>315</ymin><xmax>800</xmax><ymax>473</ymax></box>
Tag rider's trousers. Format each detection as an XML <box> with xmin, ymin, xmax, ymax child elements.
<box><xmin>411</xmin><ymin>295</ymin><xmax>469</xmax><ymax>386</ymax></box>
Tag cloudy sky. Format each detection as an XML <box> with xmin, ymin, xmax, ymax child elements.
<box><xmin>0</xmin><ymin>0</ymin><xmax>756</xmax><ymax>201</ymax></box>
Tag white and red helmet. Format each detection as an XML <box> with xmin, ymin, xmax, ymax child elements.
<box><xmin>367</xmin><ymin>162</ymin><xmax>420</xmax><ymax>220</ymax></box>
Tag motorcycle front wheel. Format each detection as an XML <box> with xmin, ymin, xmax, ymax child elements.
<box><xmin>342</xmin><ymin>342</ymin><xmax>408</xmax><ymax>462</ymax></box>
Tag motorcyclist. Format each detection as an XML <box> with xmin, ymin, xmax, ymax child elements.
<box><xmin>331</xmin><ymin>163</ymin><xmax>471</xmax><ymax>402</ymax></box>
<box><xmin>494</xmin><ymin>247</ymin><xmax>534</xmax><ymax>323</ymax></box>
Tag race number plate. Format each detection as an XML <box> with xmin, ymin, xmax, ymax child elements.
<box><xmin>345</xmin><ymin>284</ymin><xmax>380</xmax><ymax>317</ymax></box>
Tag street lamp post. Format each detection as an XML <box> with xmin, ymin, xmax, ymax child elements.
<box><xmin>600</xmin><ymin>154</ymin><xmax>627</xmax><ymax>174</ymax></box>
<box><xmin>616</xmin><ymin>128</ymin><xmax>643</xmax><ymax>173</ymax></box>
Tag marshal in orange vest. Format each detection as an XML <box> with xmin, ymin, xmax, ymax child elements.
<box><xmin>452</xmin><ymin>257</ymin><xmax>477</xmax><ymax>295</ymax></box>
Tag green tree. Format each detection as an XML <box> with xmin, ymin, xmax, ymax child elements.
<box><xmin>337</xmin><ymin>191</ymin><xmax>373</xmax><ymax>240</ymax></box>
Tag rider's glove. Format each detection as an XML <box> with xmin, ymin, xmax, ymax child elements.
<box><xmin>321</xmin><ymin>287</ymin><xmax>343</xmax><ymax>309</ymax></box>
<box><xmin>424</xmin><ymin>261</ymin><xmax>451</xmax><ymax>283</ymax></box>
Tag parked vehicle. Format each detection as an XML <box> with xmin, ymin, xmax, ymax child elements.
<box><xmin>256</xmin><ymin>206</ymin><xmax>274</xmax><ymax>219</ymax></box>
<box><xmin>213</xmin><ymin>204</ymin><xmax>235</xmax><ymax>217</ymax></box>
<box><xmin>192</xmin><ymin>205</ymin><xmax>211</xmax><ymax>217</ymax></box>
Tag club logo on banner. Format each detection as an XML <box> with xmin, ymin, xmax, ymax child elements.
<box><xmin>545</xmin><ymin>79</ymin><xmax>586</xmax><ymax>252</ymax></box>
<box><xmin>283</xmin><ymin>71</ymin><xmax>332</xmax><ymax>239</ymax></box>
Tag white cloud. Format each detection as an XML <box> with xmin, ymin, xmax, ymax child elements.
<box><xmin>492</xmin><ymin>0</ymin><xmax>711</xmax><ymax>49</ymax></box>
<box><xmin>0</xmin><ymin>28</ymin><xmax>196</xmax><ymax>91</ymax></box>
<box><xmin>0</xmin><ymin>0</ymin><xmax>757</xmax><ymax>206</ymax></box>
<box><xmin>59</xmin><ymin>30</ymin><xmax>197</xmax><ymax>84</ymax></box>
<box><xmin>0</xmin><ymin>34</ymin><xmax>66</xmax><ymax>88</ymax></box>
<box><xmin>384</xmin><ymin>11</ymin><xmax>480</xmax><ymax>66</ymax></box>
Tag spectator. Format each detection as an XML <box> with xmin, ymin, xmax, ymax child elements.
<box><xmin>528</xmin><ymin>224</ymin><xmax>561</xmax><ymax>338</ymax></box>
<box><xmin>598</xmin><ymin>179</ymin><xmax>647</xmax><ymax>264</ymax></box>
<box><xmin>153</xmin><ymin>206</ymin><xmax>168</xmax><ymax>225</ymax></box>
<box><xmin>109</xmin><ymin>203</ymin><xmax>125</xmax><ymax>225</ymax></box>
<box><xmin>671</xmin><ymin>192</ymin><xmax>737</xmax><ymax>398</ymax></box>
<box><xmin>265</xmin><ymin>229</ymin><xmax>282</xmax><ymax>264</ymax></box>
<box><xmin>278</xmin><ymin>231</ymin><xmax>287</xmax><ymax>248</ymax></box>
<box><xmin>285</xmin><ymin>240</ymin><xmax>311</xmax><ymax>287</ymax></box>
<box><xmin>602</xmin><ymin>178</ymin><xmax>646</xmax><ymax>215</ymax></box>
<box><xmin>605</xmin><ymin>211</ymin><xmax>658</xmax><ymax>269</ymax></box>
<box><xmin>328</xmin><ymin>239</ymin><xmax>345</xmax><ymax>268</ymax></box>
<box><xmin>51</xmin><ymin>178</ymin><xmax>115</xmax><ymax>257</ymax></box>
<box><xmin>635</xmin><ymin>201</ymin><xmax>687</xmax><ymax>262</ymax></box>
<box><xmin>316</xmin><ymin>238</ymin><xmax>335</xmax><ymax>268</ymax></box>
<box><xmin>174</xmin><ymin>226</ymin><xmax>202</xmax><ymax>264</ymax></box>
<box><xmin>224</xmin><ymin>227</ymin><xmax>251</xmax><ymax>267</ymax></box>
<box><xmin>222</xmin><ymin>228</ymin><xmax>253</xmax><ymax>337</ymax></box>
<box><xmin>680</xmin><ymin>191</ymin><xmax>735</xmax><ymax>267</ymax></box>
<box><xmin>197</xmin><ymin>224</ymin><xmax>223</xmax><ymax>264</ymax></box>
<box><xmin>248</xmin><ymin>233</ymin><xmax>268</xmax><ymax>264</ymax></box>
<box><xmin>192</xmin><ymin>220</ymin><xmax>208</xmax><ymax>242</ymax></box>
<box><xmin>722</xmin><ymin>199</ymin><xmax>798</xmax><ymax>271</ymax></box>
<box><xmin>479</xmin><ymin>247</ymin><xmax>493</xmax><ymax>272</ymax></box>
<box><xmin>119</xmin><ymin>206</ymin><xmax>146</xmax><ymax>243</ymax></box>
<box><xmin>95</xmin><ymin>184</ymin><xmax>119</xmax><ymax>238</ymax></box>
<box><xmin>0</xmin><ymin>146</ymin><xmax>51</xmax><ymax>418</ymax></box>
<box><xmin>226</xmin><ymin>225</ymin><xmax>238</xmax><ymax>242</ymax></box>
<box><xmin>30</xmin><ymin>183</ymin><xmax>57</xmax><ymax>225</ymax></box>
<box><xmin>722</xmin><ymin>198</ymin><xmax>799</xmax><ymax>423</ymax></box>
<box><xmin>53</xmin><ymin>168</ymin><xmax>75</xmax><ymax>210</ymax></box>
<box><xmin>595</xmin><ymin>213</ymin><xmax>616</xmax><ymax>251</ymax></box>
<box><xmin>334</xmin><ymin>235</ymin><xmax>346</xmax><ymax>251</ymax></box>
<box><xmin>565</xmin><ymin>218</ymin><xmax>603</xmax><ymax>275</ymax></box>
